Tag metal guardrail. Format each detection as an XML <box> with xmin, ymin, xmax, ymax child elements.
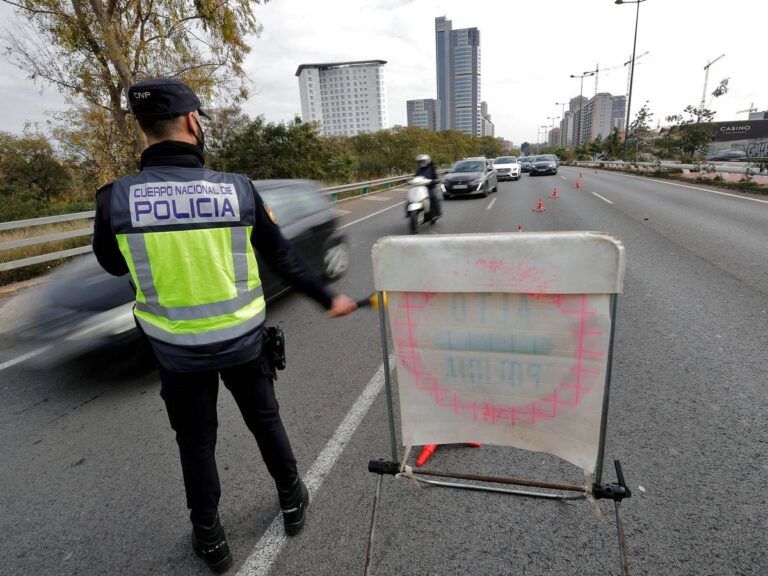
<box><xmin>574</xmin><ymin>160</ymin><xmax>767</xmax><ymax>176</ymax></box>
<box><xmin>0</xmin><ymin>174</ymin><xmax>425</xmax><ymax>272</ymax></box>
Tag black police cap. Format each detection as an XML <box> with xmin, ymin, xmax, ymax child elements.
<box><xmin>128</xmin><ymin>77</ymin><xmax>210</xmax><ymax>120</ymax></box>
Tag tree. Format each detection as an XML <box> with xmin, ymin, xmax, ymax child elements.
<box><xmin>3</xmin><ymin>0</ymin><xmax>267</xmax><ymax>180</ymax></box>
<box><xmin>605</xmin><ymin>128</ymin><xmax>622</xmax><ymax>160</ymax></box>
<box><xmin>628</xmin><ymin>103</ymin><xmax>653</xmax><ymax>160</ymax></box>
<box><xmin>0</xmin><ymin>129</ymin><xmax>72</xmax><ymax>201</ymax></box>
<box><xmin>662</xmin><ymin>79</ymin><xmax>729</xmax><ymax>161</ymax></box>
<box><xmin>665</xmin><ymin>105</ymin><xmax>717</xmax><ymax>161</ymax></box>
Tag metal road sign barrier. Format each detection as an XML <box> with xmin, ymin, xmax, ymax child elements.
<box><xmin>364</xmin><ymin>232</ymin><xmax>632</xmax><ymax>576</ymax></box>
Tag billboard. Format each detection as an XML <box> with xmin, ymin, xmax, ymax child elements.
<box><xmin>708</xmin><ymin>119</ymin><xmax>768</xmax><ymax>160</ymax></box>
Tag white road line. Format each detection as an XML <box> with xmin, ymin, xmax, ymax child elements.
<box><xmin>486</xmin><ymin>198</ymin><xmax>497</xmax><ymax>210</ymax></box>
<box><xmin>591</xmin><ymin>192</ymin><xmax>614</xmax><ymax>205</ymax></box>
<box><xmin>614</xmin><ymin>172</ymin><xmax>768</xmax><ymax>205</ymax></box>
<box><xmin>0</xmin><ymin>347</ymin><xmax>48</xmax><ymax>372</ymax></box>
<box><xmin>361</xmin><ymin>196</ymin><xmax>391</xmax><ymax>202</ymax></box>
<box><xmin>237</xmin><ymin>357</ymin><xmax>394</xmax><ymax>576</ymax></box>
<box><xmin>338</xmin><ymin>201</ymin><xmax>406</xmax><ymax>230</ymax></box>
<box><xmin>560</xmin><ymin>175</ymin><xmax>568</xmax><ymax>180</ymax></box>
<box><xmin>334</xmin><ymin>209</ymin><xmax>351</xmax><ymax>215</ymax></box>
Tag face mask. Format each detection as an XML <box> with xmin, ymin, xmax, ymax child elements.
<box><xmin>193</xmin><ymin>116</ymin><xmax>206</xmax><ymax>151</ymax></box>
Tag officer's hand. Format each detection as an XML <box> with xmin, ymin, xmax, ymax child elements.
<box><xmin>327</xmin><ymin>295</ymin><xmax>358</xmax><ymax>318</ymax></box>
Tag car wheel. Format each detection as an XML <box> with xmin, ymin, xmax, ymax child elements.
<box><xmin>323</xmin><ymin>240</ymin><xmax>350</xmax><ymax>281</ymax></box>
<box><xmin>481</xmin><ymin>183</ymin><xmax>489</xmax><ymax>198</ymax></box>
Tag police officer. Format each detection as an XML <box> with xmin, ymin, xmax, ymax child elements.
<box><xmin>92</xmin><ymin>77</ymin><xmax>357</xmax><ymax>573</ymax></box>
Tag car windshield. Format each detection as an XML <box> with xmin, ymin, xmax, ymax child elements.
<box><xmin>494</xmin><ymin>157</ymin><xmax>517</xmax><ymax>164</ymax></box>
<box><xmin>452</xmin><ymin>161</ymin><xmax>484</xmax><ymax>173</ymax></box>
<box><xmin>534</xmin><ymin>155</ymin><xmax>556</xmax><ymax>162</ymax></box>
<box><xmin>521</xmin><ymin>157</ymin><xmax>532</xmax><ymax>163</ymax></box>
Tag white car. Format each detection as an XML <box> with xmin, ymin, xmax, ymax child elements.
<box><xmin>493</xmin><ymin>156</ymin><xmax>521</xmax><ymax>181</ymax></box>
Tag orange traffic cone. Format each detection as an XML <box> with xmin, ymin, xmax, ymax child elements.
<box><xmin>579</xmin><ymin>171</ymin><xmax>583</xmax><ymax>178</ymax></box>
<box><xmin>416</xmin><ymin>444</ymin><xmax>438</xmax><ymax>467</ymax></box>
<box><xmin>466</xmin><ymin>442</ymin><xmax>482</xmax><ymax>448</ymax></box>
<box><xmin>533</xmin><ymin>198</ymin><xmax>546</xmax><ymax>212</ymax></box>
<box><xmin>551</xmin><ymin>186</ymin><xmax>559</xmax><ymax>198</ymax></box>
<box><xmin>517</xmin><ymin>224</ymin><xmax>523</xmax><ymax>232</ymax></box>
<box><xmin>575</xmin><ymin>180</ymin><xmax>581</xmax><ymax>189</ymax></box>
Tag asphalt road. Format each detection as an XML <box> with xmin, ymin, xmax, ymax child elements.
<box><xmin>1</xmin><ymin>167</ymin><xmax>766</xmax><ymax>575</ymax></box>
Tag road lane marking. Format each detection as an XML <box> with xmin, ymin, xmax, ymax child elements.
<box><xmin>612</xmin><ymin>172</ymin><xmax>768</xmax><ymax>205</ymax></box>
<box><xmin>560</xmin><ymin>176</ymin><xmax>568</xmax><ymax>180</ymax></box>
<box><xmin>0</xmin><ymin>347</ymin><xmax>48</xmax><ymax>372</ymax></box>
<box><xmin>592</xmin><ymin>192</ymin><xmax>614</xmax><ymax>205</ymax></box>
<box><xmin>236</xmin><ymin>356</ymin><xmax>395</xmax><ymax>576</ymax></box>
<box><xmin>361</xmin><ymin>196</ymin><xmax>391</xmax><ymax>201</ymax></box>
<box><xmin>334</xmin><ymin>209</ymin><xmax>351</xmax><ymax>215</ymax></box>
<box><xmin>486</xmin><ymin>198</ymin><xmax>497</xmax><ymax>210</ymax></box>
<box><xmin>338</xmin><ymin>202</ymin><xmax>406</xmax><ymax>229</ymax></box>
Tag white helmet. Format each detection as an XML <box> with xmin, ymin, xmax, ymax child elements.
<box><xmin>415</xmin><ymin>154</ymin><xmax>431</xmax><ymax>166</ymax></box>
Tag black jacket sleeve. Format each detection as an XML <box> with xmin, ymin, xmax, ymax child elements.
<box><xmin>249</xmin><ymin>184</ymin><xmax>336</xmax><ymax>310</ymax></box>
<box><xmin>92</xmin><ymin>184</ymin><xmax>129</xmax><ymax>276</ymax></box>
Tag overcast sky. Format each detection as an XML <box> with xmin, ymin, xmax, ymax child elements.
<box><xmin>0</xmin><ymin>0</ymin><xmax>764</xmax><ymax>145</ymax></box>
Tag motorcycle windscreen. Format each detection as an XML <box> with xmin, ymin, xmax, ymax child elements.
<box><xmin>372</xmin><ymin>233</ymin><xmax>625</xmax><ymax>474</ymax></box>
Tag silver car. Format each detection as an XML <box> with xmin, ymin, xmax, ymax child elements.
<box><xmin>442</xmin><ymin>157</ymin><xmax>499</xmax><ymax>198</ymax></box>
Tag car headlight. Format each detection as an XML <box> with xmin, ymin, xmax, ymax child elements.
<box><xmin>471</xmin><ymin>178</ymin><xmax>482</xmax><ymax>185</ymax></box>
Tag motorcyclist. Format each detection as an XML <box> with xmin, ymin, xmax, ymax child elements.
<box><xmin>414</xmin><ymin>154</ymin><xmax>441</xmax><ymax>222</ymax></box>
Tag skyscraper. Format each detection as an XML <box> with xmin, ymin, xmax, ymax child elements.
<box><xmin>296</xmin><ymin>60</ymin><xmax>388</xmax><ymax>136</ymax></box>
<box><xmin>435</xmin><ymin>16</ymin><xmax>452</xmax><ymax>131</ymax></box>
<box><xmin>435</xmin><ymin>16</ymin><xmax>483</xmax><ymax>136</ymax></box>
<box><xmin>407</xmin><ymin>99</ymin><xmax>439</xmax><ymax>131</ymax></box>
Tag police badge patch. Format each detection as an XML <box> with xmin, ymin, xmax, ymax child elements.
<box><xmin>264</xmin><ymin>201</ymin><xmax>278</xmax><ymax>224</ymax></box>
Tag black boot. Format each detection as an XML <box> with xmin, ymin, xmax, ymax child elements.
<box><xmin>278</xmin><ymin>478</ymin><xmax>310</xmax><ymax>536</ymax></box>
<box><xmin>192</xmin><ymin>515</ymin><xmax>233</xmax><ymax>573</ymax></box>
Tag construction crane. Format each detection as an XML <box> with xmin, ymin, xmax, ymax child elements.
<box><xmin>736</xmin><ymin>103</ymin><xmax>757</xmax><ymax>118</ymax></box>
<box><xmin>587</xmin><ymin>51</ymin><xmax>649</xmax><ymax>95</ymax></box>
<box><xmin>624</xmin><ymin>51</ymin><xmax>650</xmax><ymax>99</ymax></box>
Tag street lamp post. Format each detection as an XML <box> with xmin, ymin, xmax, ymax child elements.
<box><xmin>615</xmin><ymin>0</ymin><xmax>647</xmax><ymax>162</ymax></box>
<box><xmin>540</xmin><ymin>125</ymin><xmax>548</xmax><ymax>153</ymax></box>
<box><xmin>570</xmin><ymin>71</ymin><xmax>596</xmax><ymax>149</ymax></box>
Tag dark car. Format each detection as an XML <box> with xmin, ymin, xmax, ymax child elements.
<box><xmin>18</xmin><ymin>179</ymin><xmax>349</xmax><ymax>361</ymax></box>
<box><xmin>530</xmin><ymin>154</ymin><xmax>559</xmax><ymax>176</ymax></box>
<box><xmin>442</xmin><ymin>157</ymin><xmax>498</xmax><ymax>198</ymax></box>
<box><xmin>519</xmin><ymin>156</ymin><xmax>535</xmax><ymax>173</ymax></box>
<box><xmin>706</xmin><ymin>149</ymin><xmax>747</xmax><ymax>162</ymax></box>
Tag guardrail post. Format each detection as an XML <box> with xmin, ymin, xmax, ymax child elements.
<box><xmin>363</xmin><ymin>186</ymin><xmax>370</xmax><ymax>195</ymax></box>
<box><xmin>331</xmin><ymin>193</ymin><xmax>339</xmax><ymax>202</ymax></box>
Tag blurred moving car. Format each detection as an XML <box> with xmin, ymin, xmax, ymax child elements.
<box><xmin>18</xmin><ymin>179</ymin><xmax>349</xmax><ymax>361</ymax></box>
<box><xmin>519</xmin><ymin>156</ymin><xmax>535</xmax><ymax>173</ymax></box>
<box><xmin>530</xmin><ymin>154</ymin><xmax>559</xmax><ymax>176</ymax></box>
<box><xmin>493</xmin><ymin>156</ymin><xmax>521</xmax><ymax>181</ymax></box>
<box><xmin>706</xmin><ymin>149</ymin><xmax>747</xmax><ymax>162</ymax></box>
<box><xmin>442</xmin><ymin>157</ymin><xmax>498</xmax><ymax>198</ymax></box>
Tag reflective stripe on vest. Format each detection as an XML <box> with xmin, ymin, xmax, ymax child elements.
<box><xmin>110</xmin><ymin>168</ymin><xmax>264</xmax><ymax>347</ymax></box>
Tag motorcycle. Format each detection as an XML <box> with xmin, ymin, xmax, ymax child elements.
<box><xmin>405</xmin><ymin>176</ymin><xmax>433</xmax><ymax>234</ymax></box>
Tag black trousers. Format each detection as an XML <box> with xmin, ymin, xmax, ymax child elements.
<box><xmin>159</xmin><ymin>357</ymin><xmax>298</xmax><ymax>525</ymax></box>
<box><xmin>427</xmin><ymin>186</ymin><xmax>442</xmax><ymax>218</ymax></box>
